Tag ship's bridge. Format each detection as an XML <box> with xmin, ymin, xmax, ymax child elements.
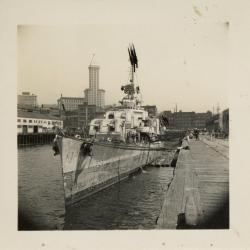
<box><xmin>105</xmin><ymin>108</ymin><xmax>148</xmax><ymax>122</ymax></box>
<box><xmin>89</xmin><ymin>106</ymin><xmax>160</xmax><ymax>141</ymax></box>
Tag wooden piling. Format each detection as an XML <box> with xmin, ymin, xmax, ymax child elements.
<box><xmin>17</xmin><ymin>133</ymin><xmax>55</xmax><ymax>147</ymax></box>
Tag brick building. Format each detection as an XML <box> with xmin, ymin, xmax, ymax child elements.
<box><xmin>57</xmin><ymin>96</ymin><xmax>86</xmax><ymax>111</ymax></box>
<box><xmin>62</xmin><ymin>104</ymin><xmax>105</xmax><ymax>131</ymax></box>
<box><xmin>206</xmin><ymin>109</ymin><xmax>229</xmax><ymax>135</ymax></box>
<box><xmin>161</xmin><ymin>110</ymin><xmax>212</xmax><ymax>129</ymax></box>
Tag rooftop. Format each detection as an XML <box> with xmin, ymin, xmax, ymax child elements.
<box><xmin>88</xmin><ymin>64</ymin><xmax>100</xmax><ymax>68</ymax></box>
<box><xmin>19</xmin><ymin>92</ymin><xmax>37</xmax><ymax>96</ymax></box>
<box><xmin>18</xmin><ymin>109</ymin><xmax>62</xmax><ymax>121</ymax></box>
<box><xmin>59</xmin><ymin>97</ymin><xmax>85</xmax><ymax>99</ymax></box>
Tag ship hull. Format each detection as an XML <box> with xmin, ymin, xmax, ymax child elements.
<box><xmin>57</xmin><ymin>136</ymin><xmax>167</xmax><ymax>206</ymax></box>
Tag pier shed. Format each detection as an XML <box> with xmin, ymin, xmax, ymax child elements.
<box><xmin>17</xmin><ymin>109</ymin><xmax>63</xmax><ymax>134</ymax></box>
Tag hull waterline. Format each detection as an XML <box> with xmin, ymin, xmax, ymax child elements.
<box><xmin>57</xmin><ymin>136</ymin><xmax>169</xmax><ymax>206</ymax></box>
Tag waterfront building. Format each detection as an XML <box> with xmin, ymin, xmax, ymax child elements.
<box><xmin>78</xmin><ymin>104</ymin><xmax>105</xmax><ymax>128</ymax></box>
<box><xmin>18</xmin><ymin>92</ymin><xmax>37</xmax><ymax>108</ymax></box>
<box><xmin>17</xmin><ymin>109</ymin><xmax>63</xmax><ymax>134</ymax></box>
<box><xmin>57</xmin><ymin>96</ymin><xmax>86</xmax><ymax>111</ymax></box>
<box><xmin>62</xmin><ymin>104</ymin><xmax>105</xmax><ymax>131</ymax></box>
<box><xmin>193</xmin><ymin>112</ymin><xmax>212</xmax><ymax>128</ymax></box>
<box><xmin>206</xmin><ymin>114</ymin><xmax>220</xmax><ymax>132</ymax></box>
<box><xmin>78</xmin><ymin>104</ymin><xmax>96</xmax><ymax>128</ymax></box>
<box><xmin>63</xmin><ymin>110</ymin><xmax>79</xmax><ymax>130</ymax></box>
<box><xmin>206</xmin><ymin>109</ymin><xmax>229</xmax><ymax>135</ymax></box>
<box><xmin>160</xmin><ymin>110</ymin><xmax>212</xmax><ymax>129</ymax></box>
<box><xmin>173</xmin><ymin>111</ymin><xmax>195</xmax><ymax>129</ymax></box>
<box><xmin>84</xmin><ymin>65</ymin><xmax>105</xmax><ymax>108</ymax></box>
<box><xmin>222</xmin><ymin>109</ymin><xmax>229</xmax><ymax>135</ymax></box>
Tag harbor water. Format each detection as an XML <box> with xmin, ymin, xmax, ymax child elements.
<box><xmin>18</xmin><ymin>145</ymin><xmax>174</xmax><ymax>230</ymax></box>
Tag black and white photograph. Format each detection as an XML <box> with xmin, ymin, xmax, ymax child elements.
<box><xmin>1</xmin><ymin>0</ymin><xmax>250</xmax><ymax>249</ymax></box>
<box><xmin>17</xmin><ymin>20</ymin><xmax>229</xmax><ymax>230</ymax></box>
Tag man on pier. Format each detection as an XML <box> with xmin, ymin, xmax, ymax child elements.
<box><xmin>194</xmin><ymin>129</ymin><xmax>199</xmax><ymax>140</ymax></box>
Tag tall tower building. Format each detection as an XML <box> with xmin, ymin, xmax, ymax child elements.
<box><xmin>84</xmin><ymin>64</ymin><xmax>105</xmax><ymax>107</ymax></box>
<box><xmin>88</xmin><ymin>65</ymin><xmax>99</xmax><ymax>105</ymax></box>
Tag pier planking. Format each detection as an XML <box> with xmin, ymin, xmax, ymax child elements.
<box><xmin>157</xmin><ymin>136</ymin><xmax>229</xmax><ymax>229</ymax></box>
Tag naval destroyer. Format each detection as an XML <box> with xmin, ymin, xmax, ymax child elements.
<box><xmin>53</xmin><ymin>45</ymin><xmax>175</xmax><ymax>206</ymax></box>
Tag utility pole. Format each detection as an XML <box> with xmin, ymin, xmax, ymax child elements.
<box><xmin>59</xmin><ymin>94</ymin><xmax>62</xmax><ymax>117</ymax></box>
<box><xmin>175</xmin><ymin>103</ymin><xmax>178</xmax><ymax>113</ymax></box>
<box><xmin>217</xmin><ymin>103</ymin><xmax>220</xmax><ymax>115</ymax></box>
<box><xmin>85</xmin><ymin>104</ymin><xmax>88</xmax><ymax>135</ymax></box>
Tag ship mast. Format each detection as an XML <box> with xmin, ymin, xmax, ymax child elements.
<box><xmin>120</xmin><ymin>44</ymin><xmax>140</xmax><ymax>108</ymax></box>
<box><xmin>128</xmin><ymin>44</ymin><xmax>138</xmax><ymax>85</ymax></box>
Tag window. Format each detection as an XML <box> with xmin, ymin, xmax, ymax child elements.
<box><xmin>48</xmin><ymin>121</ymin><xmax>50</xmax><ymax>125</ymax></box>
<box><xmin>17</xmin><ymin>125</ymin><xmax>22</xmax><ymax>128</ymax></box>
<box><xmin>109</xmin><ymin>126</ymin><xmax>115</xmax><ymax>132</ymax></box>
<box><xmin>108</xmin><ymin>113</ymin><xmax>114</xmax><ymax>119</ymax></box>
<box><xmin>17</xmin><ymin>119</ymin><xmax>21</xmax><ymax>122</ymax></box>
<box><xmin>28</xmin><ymin>125</ymin><xmax>33</xmax><ymax>128</ymax></box>
<box><xmin>29</xmin><ymin>120</ymin><xmax>32</xmax><ymax>123</ymax></box>
<box><xmin>23</xmin><ymin>119</ymin><xmax>27</xmax><ymax>123</ymax></box>
<box><xmin>94</xmin><ymin>126</ymin><xmax>99</xmax><ymax>132</ymax></box>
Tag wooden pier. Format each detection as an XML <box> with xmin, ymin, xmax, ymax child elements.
<box><xmin>157</xmin><ymin>137</ymin><xmax>229</xmax><ymax>229</ymax></box>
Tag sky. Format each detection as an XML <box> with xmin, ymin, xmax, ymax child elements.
<box><xmin>17</xmin><ymin>1</ymin><xmax>229</xmax><ymax>113</ymax></box>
